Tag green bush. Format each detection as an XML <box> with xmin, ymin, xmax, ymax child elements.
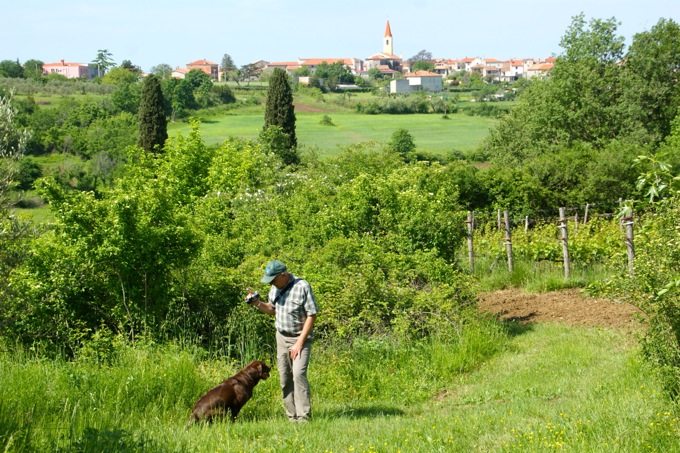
<box><xmin>593</xmin><ymin>194</ymin><xmax>680</xmax><ymax>397</ymax></box>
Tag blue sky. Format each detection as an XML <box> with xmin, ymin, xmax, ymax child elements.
<box><xmin>2</xmin><ymin>0</ymin><xmax>678</xmax><ymax>72</ymax></box>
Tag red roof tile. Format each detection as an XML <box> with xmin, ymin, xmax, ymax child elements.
<box><xmin>405</xmin><ymin>70</ymin><xmax>441</xmax><ymax>77</ymax></box>
<box><xmin>187</xmin><ymin>59</ymin><xmax>217</xmax><ymax>66</ymax></box>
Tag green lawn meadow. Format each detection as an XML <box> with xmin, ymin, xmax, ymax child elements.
<box><xmin>170</xmin><ymin>108</ymin><xmax>496</xmax><ymax>158</ymax></box>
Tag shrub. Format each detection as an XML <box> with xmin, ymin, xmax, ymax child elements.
<box><xmin>319</xmin><ymin>115</ymin><xmax>334</xmax><ymax>126</ymax></box>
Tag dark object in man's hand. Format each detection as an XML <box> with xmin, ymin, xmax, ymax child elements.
<box><xmin>245</xmin><ymin>291</ymin><xmax>260</xmax><ymax>304</ymax></box>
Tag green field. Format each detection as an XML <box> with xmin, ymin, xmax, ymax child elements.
<box><xmin>2</xmin><ymin>320</ymin><xmax>677</xmax><ymax>452</ymax></box>
<box><xmin>169</xmin><ymin>109</ymin><xmax>497</xmax><ymax>158</ymax></box>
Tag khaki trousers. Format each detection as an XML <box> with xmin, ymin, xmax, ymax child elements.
<box><xmin>276</xmin><ymin>331</ymin><xmax>313</xmax><ymax>421</ymax></box>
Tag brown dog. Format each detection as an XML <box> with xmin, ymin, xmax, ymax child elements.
<box><xmin>186</xmin><ymin>360</ymin><xmax>271</xmax><ymax>427</ymax></box>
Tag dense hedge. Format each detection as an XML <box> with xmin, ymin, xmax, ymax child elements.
<box><xmin>0</xmin><ymin>123</ymin><xmax>477</xmax><ymax>359</ymax></box>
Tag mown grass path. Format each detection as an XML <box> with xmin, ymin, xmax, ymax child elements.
<box><xmin>2</xmin><ymin>315</ymin><xmax>677</xmax><ymax>451</ymax></box>
<box><xmin>175</xmin><ymin>323</ymin><xmax>678</xmax><ymax>452</ymax></box>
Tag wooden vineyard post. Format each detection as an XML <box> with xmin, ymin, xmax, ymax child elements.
<box><xmin>559</xmin><ymin>207</ymin><xmax>571</xmax><ymax>279</ymax></box>
<box><xmin>525</xmin><ymin>215</ymin><xmax>529</xmax><ymax>233</ymax></box>
<box><xmin>497</xmin><ymin>209</ymin><xmax>502</xmax><ymax>231</ymax></box>
<box><xmin>584</xmin><ymin>203</ymin><xmax>590</xmax><ymax>224</ymax></box>
<box><xmin>504</xmin><ymin>211</ymin><xmax>513</xmax><ymax>273</ymax></box>
<box><xmin>622</xmin><ymin>208</ymin><xmax>635</xmax><ymax>275</ymax></box>
<box><xmin>574</xmin><ymin>213</ymin><xmax>579</xmax><ymax>236</ymax></box>
<box><xmin>466</xmin><ymin>211</ymin><xmax>474</xmax><ymax>273</ymax></box>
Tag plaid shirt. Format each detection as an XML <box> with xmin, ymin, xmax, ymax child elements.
<box><xmin>267</xmin><ymin>275</ymin><xmax>318</xmax><ymax>335</ymax></box>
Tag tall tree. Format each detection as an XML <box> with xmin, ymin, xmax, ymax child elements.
<box><xmin>22</xmin><ymin>59</ymin><xmax>43</xmax><ymax>79</ymax></box>
<box><xmin>0</xmin><ymin>90</ymin><xmax>31</xmax><ymax>210</ymax></box>
<box><xmin>120</xmin><ymin>59</ymin><xmax>142</xmax><ymax>75</ymax></box>
<box><xmin>263</xmin><ymin>68</ymin><xmax>298</xmax><ymax>164</ymax></box>
<box><xmin>101</xmin><ymin>66</ymin><xmax>140</xmax><ymax>85</ymax></box>
<box><xmin>408</xmin><ymin>50</ymin><xmax>433</xmax><ymax>64</ymax></box>
<box><xmin>0</xmin><ymin>60</ymin><xmax>24</xmax><ymax>78</ymax></box>
<box><xmin>623</xmin><ymin>18</ymin><xmax>680</xmax><ymax>144</ymax></box>
<box><xmin>138</xmin><ymin>74</ymin><xmax>167</xmax><ymax>153</ymax></box>
<box><xmin>220</xmin><ymin>54</ymin><xmax>236</xmax><ymax>81</ymax></box>
<box><xmin>484</xmin><ymin>14</ymin><xmax>630</xmax><ymax>163</ymax></box>
<box><xmin>92</xmin><ymin>49</ymin><xmax>114</xmax><ymax>77</ymax></box>
<box><xmin>239</xmin><ymin>62</ymin><xmax>263</xmax><ymax>86</ymax></box>
<box><xmin>150</xmin><ymin>63</ymin><xmax>173</xmax><ymax>79</ymax></box>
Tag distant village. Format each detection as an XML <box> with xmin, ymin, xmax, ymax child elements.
<box><xmin>41</xmin><ymin>20</ymin><xmax>555</xmax><ymax>95</ymax></box>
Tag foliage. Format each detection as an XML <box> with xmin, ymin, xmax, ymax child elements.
<box><xmin>1</xmin><ymin>126</ymin><xmax>211</xmax><ymax>354</ymax></box>
<box><xmin>592</xmin><ymin>154</ymin><xmax>680</xmax><ymax>398</ymax></box>
<box><xmin>110</xmin><ymin>80</ymin><xmax>141</xmax><ymax>115</ymax></box>
<box><xmin>91</xmin><ymin>49</ymin><xmax>114</xmax><ymax>78</ymax></box>
<box><xmin>355</xmin><ymin>94</ymin><xmax>431</xmax><ymax>114</ymax></box>
<box><xmin>311</xmin><ymin>61</ymin><xmax>355</xmax><ymax>90</ymax></box>
<box><xmin>149</xmin><ymin>63</ymin><xmax>172</xmax><ymax>79</ymax></box>
<box><xmin>259</xmin><ymin>125</ymin><xmax>297</xmax><ymax>166</ymax></box>
<box><xmin>484</xmin><ymin>14</ymin><xmax>643</xmax><ymax>163</ymax></box>
<box><xmin>0</xmin><ymin>76</ymin><xmax>115</xmax><ymax>97</ymax></box>
<box><xmin>263</xmin><ymin>68</ymin><xmax>297</xmax><ymax>162</ymax></box>
<box><xmin>319</xmin><ymin>114</ymin><xmax>334</xmax><ymax>126</ymax></box>
<box><xmin>0</xmin><ymin>90</ymin><xmax>31</xmax><ymax>209</ymax></box>
<box><xmin>460</xmin><ymin>103</ymin><xmax>509</xmax><ymax>118</ymax></box>
<box><xmin>220</xmin><ymin>54</ymin><xmax>236</xmax><ymax>75</ymax></box>
<box><xmin>16</xmin><ymin>155</ymin><xmax>42</xmax><ymax>190</ymax></box>
<box><xmin>1</xmin><ymin>122</ymin><xmax>480</xmax><ymax>356</ymax></box>
<box><xmin>593</xmin><ymin>194</ymin><xmax>680</xmax><ymax>397</ymax></box>
<box><xmin>621</xmin><ymin>18</ymin><xmax>680</xmax><ymax>144</ymax></box>
<box><xmin>408</xmin><ymin>49</ymin><xmax>433</xmax><ymax>64</ymax></box>
<box><xmin>101</xmin><ymin>66</ymin><xmax>140</xmax><ymax>85</ymax></box>
<box><xmin>20</xmin><ymin>59</ymin><xmax>43</xmax><ymax>80</ymax></box>
<box><xmin>137</xmin><ymin>74</ymin><xmax>168</xmax><ymax>153</ymax></box>
<box><xmin>473</xmin><ymin>216</ymin><xmax>626</xmax><ymax>266</ymax></box>
<box><xmin>0</xmin><ymin>59</ymin><xmax>24</xmax><ymax>78</ymax></box>
<box><xmin>484</xmin><ymin>141</ymin><xmax>642</xmax><ymax>216</ymax></box>
<box><xmin>387</xmin><ymin>128</ymin><xmax>416</xmax><ymax>160</ymax></box>
<box><xmin>411</xmin><ymin>61</ymin><xmax>435</xmax><ymax>72</ymax></box>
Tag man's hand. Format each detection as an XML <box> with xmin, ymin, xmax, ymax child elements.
<box><xmin>290</xmin><ymin>342</ymin><xmax>303</xmax><ymax>360</ymax></box>
<box><xmin>245</xmin><ymin>289</ymin><xmax>260</xmax><ymax>305</ymax></box>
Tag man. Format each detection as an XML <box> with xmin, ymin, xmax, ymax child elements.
<box><xmin>247</xmin><ymin>259</ymin><xmax>318</xmax><ymax>422</ymax></box>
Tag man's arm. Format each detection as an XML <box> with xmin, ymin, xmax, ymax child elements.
<box><xmin>250</xmin><ymin>294</ymin><xmax>274</xmax><ymax>316</ymax></box>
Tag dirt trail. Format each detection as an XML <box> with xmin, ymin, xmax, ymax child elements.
<box><xmin>478</xmin><ymin>288</ymin><xmax>645</xmax><ymax>333</ymax></box>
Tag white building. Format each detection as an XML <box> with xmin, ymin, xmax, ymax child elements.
<box><xmin>390</xmin><ymin>71</ymin><xmax>443</xmax><ymax>93</ymax></box>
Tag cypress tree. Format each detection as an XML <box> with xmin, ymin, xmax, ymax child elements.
<box><xmin>263</xmin><ymin>68</ymin><xmax>298</xmax><ymax>164</ymax></box>
<box><xmin>138</xmin><ymin>74</ymin><xmax>168</xmax><ymax>153</ymax></box>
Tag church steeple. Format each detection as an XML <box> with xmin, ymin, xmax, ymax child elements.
<box><xmin>383</xmin><ymin>19</ymin><xmax>393</xmax><ymax>56</ymax></box>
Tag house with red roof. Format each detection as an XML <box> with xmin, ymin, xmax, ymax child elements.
<box><xmin>526</xmin><ymin>62</ymin><xmax>554</xmax><ymax>79</ymax></box>
<box><xmin>42</xmin><ymin>60</ymin><xmax>90</xmax><ymax>79</ymax></box>
<box><xmin>186</xmin><ymin>59</ymin><xmax>219</xmax><ymax>79</ymax></box>
<box><xmin>501</xmin><ymin>59</ymin><xmax>526</xmax><ymax>81</ymax></box>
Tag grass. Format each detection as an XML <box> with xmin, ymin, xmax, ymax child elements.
<box><xmin>1</xmin><ymin>316</ymin><xmax>678</xmax><ymax>452</ymax></box>
<box><xmin>470</xmin><ymin>255</ymin><xmax>617</xmax><ymax>293</ymax></box>
<box><xmin>169</xmin><ymin>99</ymin><xmax>497</xmax><ymax>158</ymax></box>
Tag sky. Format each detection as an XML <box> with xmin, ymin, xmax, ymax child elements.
<box><xmin>2</xmin><ymin>0</ymin><xmax>678</xmax><ymax>73</ymax></box>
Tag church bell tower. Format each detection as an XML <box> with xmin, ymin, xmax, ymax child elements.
<box><xmin>383</xmin><ymin>19</ymin><xmax>393</xmax><ymax>55</ymax></box>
